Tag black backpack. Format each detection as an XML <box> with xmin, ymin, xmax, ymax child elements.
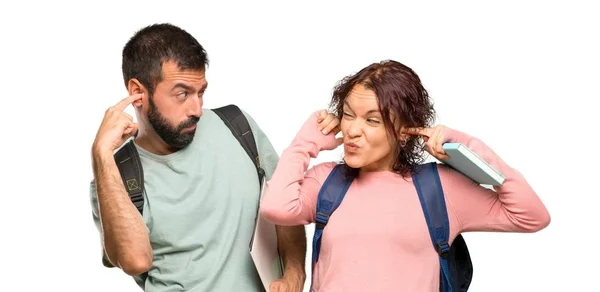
<box><xmin>311</xmin><ymin>162</ymin><xmax>473</xmax><ymax>292</ymax></box>
<box><xmin>113</xmin><ymin>104</ymin><xmax>265</xmax><ymax>215</ymax></box>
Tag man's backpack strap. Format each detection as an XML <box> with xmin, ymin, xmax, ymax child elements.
<box><xmin>213</xmin><ymin>104</ymin><xmax>265</xmax><ymax>186</ymax></box>
<box><xmin>411</xmin><ymin>162</ymin><xmax>453</xmax><ymax>292</ymax></box>
<box><xmin>113</xmin><ymin>104</ymin><xmax>265</xmax><ymax>217</ymax></box>
<box><xmin>311</xmin><ymin>164</ymin><xmax>354</xmax><ymax>265</ymax></box>
<box><xmin>111</xmin><ymin>140</ymin><xmax>149</xmax><ymax>283</ymax></box>
<box><xmin>114</xmin><ymin>140</ymin><xmax>145</xmax><ymax>214</ymax></box>
<box><xmin>108</xmin><ymin>105</ymin><xmax>263</xmax><ymax>286</ymax></box>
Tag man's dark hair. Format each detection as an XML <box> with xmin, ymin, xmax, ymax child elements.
<box><xmin>122</xmin><ymin>23</ymin><xmax>209</xmax><ymax>96</ymax></box>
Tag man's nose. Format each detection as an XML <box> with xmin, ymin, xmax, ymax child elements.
<box><xmin>187</xmin><ymin>97</ymin><xmax>203</xmax><ymax>118</ymax></box>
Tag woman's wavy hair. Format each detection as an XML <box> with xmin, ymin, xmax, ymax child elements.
<box><xmin>328</xmin><ymin>60</ymin><xmax>436</xmax><ymax>178</ymax></box>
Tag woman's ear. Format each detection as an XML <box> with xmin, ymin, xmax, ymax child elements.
<box><xmin>397</xmin><ymin>125</ymin><xmax>408</xmax><ymax>141</ymax></box>
<box><xmin>396</xmin><ymin>125</ymin><xmax>413</xmax><ymax>147</ymax></box>
<box><xmin>127</xmin><ymin>78</ymin><xmax>146</xmax><ymax>108</ymax></box>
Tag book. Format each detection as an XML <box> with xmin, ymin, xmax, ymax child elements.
<box><xmin>441</xmin><ymin>142</ymin><xmax>506</xmax><ymax>186</ymax></box>
<box><xmin>250</xmin><ymin>176</ymin><xmax>284</xmax><ymax>292</ymax></box>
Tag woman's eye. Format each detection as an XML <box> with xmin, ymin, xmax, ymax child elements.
<box><xmin>367</xmin><ymin>119</ymin><xmax>380</xmax><ymax>124</ymax></box>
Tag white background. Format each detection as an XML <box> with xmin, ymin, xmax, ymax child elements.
<box><xmin>1</xmin><ymin>1</ymin><xmax>598</xmax><ymax>291</ymax></box>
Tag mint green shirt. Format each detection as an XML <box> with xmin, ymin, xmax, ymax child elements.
<box><xmin>90</xmin><ymin>109</ymin><xmax>279</xmax><ymax>291</ymax></box>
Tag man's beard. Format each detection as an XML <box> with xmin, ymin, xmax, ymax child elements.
<box><xmin>147</xmin><ymin>96</ymin><xmax>200</xmax><ymax>150</ymax></box>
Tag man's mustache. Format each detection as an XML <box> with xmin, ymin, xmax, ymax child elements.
<box><xmin>178</xmin><ymin>117</ymin><xmax>200</xmax><ymax>130</ymax></box>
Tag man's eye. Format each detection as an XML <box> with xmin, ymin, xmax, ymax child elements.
<box><xmin>177</xmin><ymin>92</ymin><xmax>188</xmax><ymax>98</ymax></box>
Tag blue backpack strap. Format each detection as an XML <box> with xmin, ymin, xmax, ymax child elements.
<box><xmin>411</xmin><ymin>162</ymin><xmax>453</xmax><ymax>292</ymax></box>
<box><xmin>310</xmin><ymin>164</ymin><xmax>354</xmax><ymax>291</ymax></box>
<box><xmin>311</xmin><ymin>164</ymin><xmax>354</xmax><ymax>265</ymax></box>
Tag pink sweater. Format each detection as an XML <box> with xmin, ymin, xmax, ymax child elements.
<box><xmin>260</xmin><ymin>112</ymin><xmax>551</xmax><ymax>292</ymax></box>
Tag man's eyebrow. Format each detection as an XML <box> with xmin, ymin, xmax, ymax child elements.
<box><xmin>172</xmin><ymin>83</ymin><xmax>193</xmax><ymax>91</ymax></box>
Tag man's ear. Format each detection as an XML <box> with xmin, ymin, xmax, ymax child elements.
<box><xmin>127</xmin><ymin>78</ymin><xmax>146</xmax><ymax>108</ymax></box>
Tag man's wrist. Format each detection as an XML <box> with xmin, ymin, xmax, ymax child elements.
<box><xmin>282</xmin><ymin>265</ymin><xmax>306</xmax><ymax>285</ymax></box>
<box><xmin>92</xmin><ymin>144</ymin><xmax>114</xmax><ymax>161</ymax></box>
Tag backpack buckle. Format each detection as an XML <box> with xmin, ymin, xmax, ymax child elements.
<box><xmin>436</xmin><ymin>242</ymin><xmax>450</xmax><ymax>259</ymax></box>
<box><xmin>315</xmin><ymin>212</ymin><xmax>330</xmax><ymax>229</ymax></box>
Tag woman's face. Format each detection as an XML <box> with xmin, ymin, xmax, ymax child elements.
<box><xmin>341</xmin><ymin>84</ymin><xmax>398</xmax><ymax>172</ymax></box>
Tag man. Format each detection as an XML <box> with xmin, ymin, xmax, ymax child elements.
<box><xmin>89</xmin><ymin>23</ymin><xmax>307</xmax><ymax>292</ymax></box>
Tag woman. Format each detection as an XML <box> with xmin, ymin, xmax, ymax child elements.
<box><xmin>260</xmin><ymin>60</ymin><xmax>550</xmax><ymax>291</ymax></box>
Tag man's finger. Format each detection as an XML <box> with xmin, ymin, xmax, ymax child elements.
<box><xmin>122</xmin><ymin>122</ymin><xmax>138</xmax><ymax>135</ymax></box>
<box><xmin>269</xmin><ymin>280</ymin><xmax>281</xmax><ymax>292</ymax></box>
<box><xmin>114</xmin><ymin>93</ymin><xmax>143</xmax><ymax>111</ymax></box>
<box><xmin>120</xmin><ymin>111</ymin><xmax>134</xmax><ymax>122</ymax></box>
<box><xmin>128</xmin><ymin>123</ymin><xmax>139</xmax><ymax>137</ymax></box>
